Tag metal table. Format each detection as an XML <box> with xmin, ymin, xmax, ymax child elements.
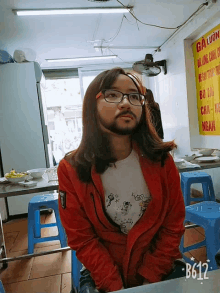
<box><xmin>178</xmin><ymin>159</ymin><xmax>220</xmax><ymax>173</ymax></box>
<box><xmin>115</xmin><ymin>269</ymin><xmax>220</xmax><ymax>293</ymax></box>
<box><xmin>0</xmin><ymin>177</ymin><xmax>58</xmax><ymax>198</ymax></box>
<box><xmin>0</xmin><ymin>177</ymin><xmax>70</xmax><ymax>268</ymax></box>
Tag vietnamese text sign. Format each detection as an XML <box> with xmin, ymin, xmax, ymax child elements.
<box><xmin>192</xmin><ymin>24</ymin><xmax>220</xmax><ymax>135</ymax></box>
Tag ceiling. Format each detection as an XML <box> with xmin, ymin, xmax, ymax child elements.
<box><xmin>0</xmin><ymin>0</ymin><xmax>207</xmax><ymax>69</ymax></box>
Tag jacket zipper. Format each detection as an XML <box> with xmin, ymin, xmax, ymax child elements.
<box><xmin>91</xmin><ymin>180</ymin><xmax>120</xmax><ymax>230</ymax></box>
<box><xmin>90</xmin><ymin>193</ymin><xmax>110</xmax><ymax>230</ymax></box>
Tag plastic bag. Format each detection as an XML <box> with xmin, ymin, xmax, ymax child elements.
<box><xmin>0</xmin><ymin>50</ymin><xmax>15</xmax><ymax>64</ymax></box>
<box><xmin>13</xmin><ymin>48</ymin><xmax>37</xmax><ymax>63</ymax></box>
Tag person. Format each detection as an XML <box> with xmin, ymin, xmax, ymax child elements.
<box><xmin>145</xmin><ymin>89</ymin><xmax>164</xmax><ymax>139</ymax></box>
<box><xmin>57</xmin><ymin>67</ymin><xmax>186</xmax><ymax>293</ymax></box>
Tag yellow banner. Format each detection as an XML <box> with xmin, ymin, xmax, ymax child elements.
<box><xmin>192</xmin><ymin>24</ymin><xmax>220</xmax><ymax>135</ymax></box>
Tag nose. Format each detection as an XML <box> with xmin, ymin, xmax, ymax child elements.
<box><xmin>118</xmin><ymin>95</ymin><xmax>131</xmax><ymax>109</ymax></box>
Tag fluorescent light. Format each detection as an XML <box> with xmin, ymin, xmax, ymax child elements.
<box><xmin>13</xmin><ymin>7</ymin><xmax>132</xmax><ymax>16</ymax></box>
<box><xmin>46</xmin><ymin>55</ymin><xmax>118</xmax><ymax>63</ymax></box>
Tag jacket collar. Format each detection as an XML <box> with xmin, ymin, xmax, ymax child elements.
<box><xmin>91</xmin><ymin>164</ymin><xmax>105</xmax><ymax>200</ymax></box>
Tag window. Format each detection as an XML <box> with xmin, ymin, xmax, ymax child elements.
<box><xmin>42</xmin><ymin>66</ymin><xmax>134</xmax><ymax>163</ymax></box>
<box><xmin>43</xmin><ymin>77</ymin><xmax>83</xmax><ymax>163</ymax></box>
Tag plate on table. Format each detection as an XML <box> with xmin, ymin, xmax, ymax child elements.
<box><xmin>195</xmin><ymin>156</ymin><xmax>220</xmax><ymax>163</ymax></box>
<box><xmin>174</xmin><ymin>158</ymin><xmax>185</xmax><ymax>167</ymax></box>
<box><xmin>192</xmin><ymin>153</ymin><xmax>203</xmax><ymax>158</ymax></box>
<box><xmin>0</xmin><ymin>177</ymin><xmax>10</xmax><ymax>184</ymax></box>
<box><xmin>18</xmin><ymin>180</ymin><xmax>37</xmax><ymax>187</ymax></box>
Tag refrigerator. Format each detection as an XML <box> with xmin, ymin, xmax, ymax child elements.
<box><xmin>0</xmin><ymin>62</ymin><xmax>53</xmax><ymax>218</ymax></box>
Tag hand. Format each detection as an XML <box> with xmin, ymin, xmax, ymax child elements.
<box><xmin>143</xmin><ymin>279</ymin><xmax>150</xmax><ymax>285</ymax></box>
<box><xmin>80</xmin><ymin>284</ymin><xmax>99</xmax><ymax>293</ymax></box>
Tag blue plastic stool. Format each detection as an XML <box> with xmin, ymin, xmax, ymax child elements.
<box><xmin>181</xmin><ymin>172</ymin><xmax>215</xmax><ymax>206</ymax></box>
<box><xmin>180</xmin><ymin>201</ymin><xmax>220</xmax><ymax>271</ymax></box>
<box><xmin>71</xmin><ymin>250</ymin><xmax>82</xmax><ymax>292</ymax></box>
<box><xmin>28</xmin><ymin>193</ymin><xmax>67</xmax><ymax>254</ymax></box>
<box><xmin>0</xmin><ymin>280</ymin><xmax>5</xmax><ymax>293</ymax></box>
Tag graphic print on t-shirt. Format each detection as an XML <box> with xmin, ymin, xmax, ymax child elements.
<box><xmin>132</xmin><ymin>192</ymin><xmax>152</xmax><ymax>217</ymax></box>
<box><xmin>106</xmin><ymin>193</ymin><xmax>119</xmax><ymax>207</ymax></box>
<box><xmin>105</xmin><ymin>191</ymin><xmax>152</xmax><ymax>234</ymax></box>
<box><xmin>121</xmin><ymin>201</ymin><xmax>132</xmax><ymax>215</ymax></box>
<box><xmin>101</xmin><ymin>149</ymin><xmax>152</xmax><ymax>234</ymax></box>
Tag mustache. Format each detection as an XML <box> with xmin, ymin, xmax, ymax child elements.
<box><xmin>116</xmin><ymin>111</ymin><xmax>136</xmax><ymax>119</ymax></box>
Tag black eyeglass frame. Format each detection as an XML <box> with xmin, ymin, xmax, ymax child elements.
<box><xmin>101</xmin><ymin>89</ymin><xmax>145</xmax><ymax>107</ymax></box>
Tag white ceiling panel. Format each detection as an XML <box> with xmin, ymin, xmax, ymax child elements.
<box><xmin>0</xmin><ymin>0</ymin><xmax>208</xmax><ymax>69</ymax></box>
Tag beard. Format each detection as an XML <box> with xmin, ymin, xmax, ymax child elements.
<box><xmin>98</xmin><ymin>114</ymin><xmax>140</xmax><ymax>135</ymax></box>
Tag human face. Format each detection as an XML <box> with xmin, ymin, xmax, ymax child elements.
<box><xmin>96</xmin><ymin>74</ymin><xmax>143</xmax><ymax>136</ymax></box>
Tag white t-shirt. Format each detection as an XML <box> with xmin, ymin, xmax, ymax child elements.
<box><xmin>101</xmin><ymin>149</ymin><xmax>152</xmax><ymax>234</ymax></box>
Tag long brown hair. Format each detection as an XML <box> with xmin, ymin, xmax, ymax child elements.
<box><xmin>65</xmin><ymin>67</ymin><xmax>176</xmax><ymax>183</ymax></box>
<box><xmin>145</xmin><ymin>89</ymin><xmax>160</xmax><ymax>110</ymax></box>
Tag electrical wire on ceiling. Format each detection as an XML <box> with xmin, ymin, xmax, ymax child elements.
<box><xmin>116</xmin><ymin>0</ymin><xmax>209</xmax><ymax>30</ymax></box>
<box><xmin>95</xmin><ymin>13</ymin><xmax>140</xmax><ymax>52</ymax></box>
<box><xmin>103</xmin><ymin>14</ymin><xmax>126</xmax><ymax>43</ymax></box>
<box><xmin>108</xmin><ymin>48</ymin><xmax>133</xmax><ymax>65</ymax></box>
<box><xmin>155</xmin><ymin>1</ymin><xmax>209</xmax><ymax>52</ymax></box>
<box><xmin>102</xmin><ymin>12</ymin><xmax>143</xmax><ymax>45</ymax></box>
<box><xmin>87</xmin><ymin>14</ymin><xmax>125</xmax><ymax>50</ymax></box>
<box><xmin>123</xmin><ymin>14</ymin><xmax>138</xmax><ymax>26</ymax></box>
<box><xmin>91</xmin><ymin>0</ymin><xmax>209</xmax><ymax>59</ymax></box>
<box><xmin>92</xmin><ymin>14</ymin><xmax>102</xmax><ymax>41</ymax></box>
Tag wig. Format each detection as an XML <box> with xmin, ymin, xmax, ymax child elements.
<box><xmin>65</xmin><ymin>67</ymin><xmax>176</xmax><ymax>183</ymax></box>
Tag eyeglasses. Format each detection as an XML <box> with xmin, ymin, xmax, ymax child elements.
<box><xmin>96</xmin><ymin>89</ymin><xmax>145</xmax><ymax>106</ymax></box>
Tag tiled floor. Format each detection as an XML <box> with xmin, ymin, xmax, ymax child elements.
<box><xmin>0</xmin><ymin>212</ymin><xmax>207</xmax><ymax>293</ymax></box>
<box><xmin>0</xmin><ymin>212</ymin><xmax>71</xmax><ymax>293</ymax></box>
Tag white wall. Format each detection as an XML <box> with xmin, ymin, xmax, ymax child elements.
<box><xmin>147</xmin><ymin>3</ymin><xmax>220</xmax><ymax>152</ymax></box>
<box><xmin>145</xmin><ymin>3</ymin><xmax>220</xmax><ymax>199</ymax></box>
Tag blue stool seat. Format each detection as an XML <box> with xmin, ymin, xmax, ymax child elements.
<box><xmin>181</xmin><ymin>172</ymin><xmax>215</xmax><ymax>206</ymax></box>
<box><xmin>28</xmin><ymin>193</ymin><xmax>67</xmax><ymax>254</ymax></box>
<box><xmin>180</xmin><ymin>201</ymin><xmax>220</xmax><ymax>271</ymax></box>
<box><xmin>71</xmin><ymin>250</ymin><xmax>82</xmax><ymax>292</ymax></box>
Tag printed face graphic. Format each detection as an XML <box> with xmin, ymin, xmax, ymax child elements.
<box><xmin>96</xmin><ymin>74</ymin><xmax>143</xmax><ymax>136</ymax></box>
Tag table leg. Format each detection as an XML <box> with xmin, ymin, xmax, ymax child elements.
<box><xmin>0</xmin><ymin>213</ymin><xmax>8</xmax><ymax>269</ymax></box>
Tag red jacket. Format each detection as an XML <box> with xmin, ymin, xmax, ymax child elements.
<box><xmin>57</xmin><ymin>144</ymin><xmax>185</xmax><ymax>292</ymax></box>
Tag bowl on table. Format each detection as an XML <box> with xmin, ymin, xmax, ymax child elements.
<box><xmin>214</xmin><ymin>150</ymin><xmax>220</xmax><ymax>157</ymax></box>
<box><xmin>181</xmin><ymin>155</ymin><xmax>195</xmax><ymax>162</ymax></box>
<box><xmin>26</xmin><ymin>168</ymin><xmax>47</xmax><ymax>179</ymax></box>
<box><xmin>174</xmin><ymin>158</ymin><xmax>185</xmax><ymax>167</ymax></box>
<box><xmin>198</xmin><ymin>149</ymin><xmax>214</xmax><ymax>156</ymax></box>
<box><xmin>5</xmin><ymin>174</ymin><xmax>29</xmax><ymax>183</ymax></box>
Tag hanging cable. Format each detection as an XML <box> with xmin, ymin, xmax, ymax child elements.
<box><xmin>92</xmin><ymin>15</ymin><xmax>102</xmax><ymax>42</ymax></box>
<box><xmin>87</xmin><ymin>14</ymin><xmax>125</xmax><ymax>49</ymax></box>
<box><xmin>92</xmin><ymin>1</ymin><xmax>209</xmax><ymax>58</ymax></box>
<box><xmin>108</xmin><ymin>48</ymin><xmax>134</xmax><ymax>65</ymax></box>
<box><xmin>155</xmin><ymin>1</ymin><xmax>209</xmax><ymax>52</ymax></box>
<box><xmin>98</xmin><ymin>13</ymin><xmax>141</xmax><ymax>50</ymax></box>
<box><xmin>103</xmin><ymin>15</ymin><xmax>126</xmax><ymax>43</ymax></box>
<box><xmin>116</xmin><ymin>0</ymin><xmax>208</xmax><ymax>30</ymax></box>
<box><xmin>124</xmin><ymin>14</ymin><xmax>137</xmax><ymax>26</ymax></box>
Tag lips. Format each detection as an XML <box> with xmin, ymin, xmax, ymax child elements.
<box><xmin>119</xmin><ymin>114</ymin><xmax>133</xmax><ymax>119</ymax></box>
